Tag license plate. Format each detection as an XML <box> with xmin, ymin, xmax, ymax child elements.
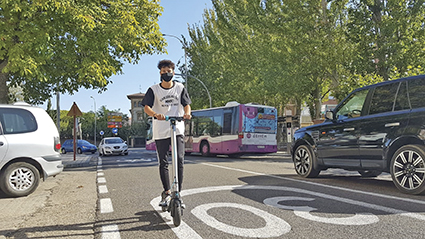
<box><xmin>257</xmin><ymin>146</ymin><xmax>265</xmax><ymax>149</ymax></box>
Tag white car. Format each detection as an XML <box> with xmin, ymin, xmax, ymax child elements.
<box><xmin>98</xmin><ymin>137</ymin><xmax>128</xmax><ymax>156</ymax></box>
<box><xmin>0</xmin><ymin>103</ymin><xmax>63</xmax><ymax>197</ymax></box>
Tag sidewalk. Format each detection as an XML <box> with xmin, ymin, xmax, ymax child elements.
<box><xmin>61</xmin><ymin>153</ymin><xmax>98</xmax><ymax>168</ymax></box>
<box><xmin>0</xmin><ymin>154</ymin><xmax>97</xmax><ymax>239</ymax></box>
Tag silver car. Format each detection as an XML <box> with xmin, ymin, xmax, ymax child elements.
<box><xmin>0</xmin><ymin>103</ymin><xmax>63</xmax><ymax>197</ymax></box>
<box><xmin>98</xmin><ymin>137</ymin><xmax>128</xmax><ymax>156</ymax></box>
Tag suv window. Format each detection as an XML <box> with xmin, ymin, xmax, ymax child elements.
<box><xmin>408</xmin><ymin>78</ymin><xmax>425</xmax><ymax>109</ymax></box>
<box><xmin>336</xmin><ymin>89</ymin><xmax>368</xmax><ymax>120</ymax></box>
<box><xmin>369</xmin><ymin>82</ymin><xmax>399</xmax><ymax>115</ymax></box>
<box><xmin>394</xmin><ymin>81</ymin><xmax>410</xmax><ymax>111</ymax></box>
<box><xmin>0</xmin><ymin>108</ymin><xmax>37</xmax><ymax>134</ymax></box>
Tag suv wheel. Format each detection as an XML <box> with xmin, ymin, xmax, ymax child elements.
<box><xmin>390</xmin><ymin>145</ymin><xmax>425</xmax><ymax>194</ymax></box>
<box><xmin>293</xmin><ymin>145</ymin><xmax>320</xmax><ymax>178</ymax></box>
<box><xmin>0</xmin><ymin>162</ymin><xmax>40</xmax><ymax>197</ymax></box>
<box><xmin>358</xmin><ymin>170</ymin><xmax>382</xmax><ymax>177</ymax></box>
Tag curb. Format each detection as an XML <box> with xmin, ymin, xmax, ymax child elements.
<box><xmin>62</xmin><ymin>155</ymin><xmax>97</xmax><ymax>168</ymax></box>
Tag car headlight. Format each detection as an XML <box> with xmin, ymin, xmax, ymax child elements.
<box><xmin>123</xmin><ymin>145</ymin><xmax>128</xmax><ymax>149</ymax></box>
<box><xmin>105</xmin><ymin>146</ymin><xmax>111</xmax><ymax>149</ymax></box>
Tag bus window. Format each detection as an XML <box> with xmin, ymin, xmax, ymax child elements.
<box><xmin>197</xmin><ymin>116</ymin><xmax>213</xmax><ymax>136</ymax></box>
<box><xmin>223</xmin><ymin>113</ymin><xmax>232</xmax><ymax>134</ymax></box>
<box><xmin>213</xmin><ymin>115</ymin><xmax>222</xmax><ymax>136</ymax></box>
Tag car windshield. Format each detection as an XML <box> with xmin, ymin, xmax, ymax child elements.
<box><xmin>79</xmin><ymin>140</ymin><xmax>92</xmax><ymax>145</ymax></box>
<box><xmin>105</xmin><ymin>139</ymin><xmax>123</xmax><ymax>144</ymax></box>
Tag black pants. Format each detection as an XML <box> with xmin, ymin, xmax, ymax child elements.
<box><xmin>155</xmin><ymin>135</ymin><xmax>184</xmax><ymax>192</ymax></box>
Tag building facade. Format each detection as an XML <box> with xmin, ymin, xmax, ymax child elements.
<box><xmin>126</xmin><ymin>92</ymin><xmax>146</xmax><ymax>147</ymax></box>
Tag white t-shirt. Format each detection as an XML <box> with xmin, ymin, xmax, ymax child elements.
<box><xmin>142</xmin><ymin>81</ymin><xmax>191</xmax><ymax>140</ymax></box>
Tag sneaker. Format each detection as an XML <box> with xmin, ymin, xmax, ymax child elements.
<box><xmin>159</xmin><ymin>191</ymin><xmax>171</xmax><ymax>207</ymax></box>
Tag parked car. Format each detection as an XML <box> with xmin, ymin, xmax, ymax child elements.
<box><xmin>61</xmin><ymin>139</ymin><xmax>97</xmax><ymax>154</ymax></box>
<box><xmin>0</xmin><ymin>103</ymin><xmax>63</xmax><ymax>197</ymax></box>
<box><xmin>291</xmin><ymin>75</ymin><xmax>425</xmax><ymax>195</ymax></box>
<box><xmin>98</xmin><ymin>137</ymin><xmax>128</xmax><ymax>156</ymax></box>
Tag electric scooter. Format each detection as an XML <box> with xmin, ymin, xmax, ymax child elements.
<box><xmin>162</xmin><ymin>116</ymin><xmax>185</xmax><ymax>227</ymax></box>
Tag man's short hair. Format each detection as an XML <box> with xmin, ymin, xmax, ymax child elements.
<box><xmin>157</xmin><ymin>60</ymin><xmax>175</xmax><ymax>70</ymax></box>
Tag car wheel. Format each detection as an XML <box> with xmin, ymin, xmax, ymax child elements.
<box><xmin>358</xmin><ymin>170</ymin><xmax>382</xmax><ymax>177</ymax></box>
<box><xmin>61</xmin><ymin>148</ymin><xmax>66</xmax><ymax>154</ymax></box>
<box><xmin>293</xmin><ymin>144</ymin><xmax>320</xmax><ymax>178</ymax></box>
<box><xmin>0</xmin><ymin>162</ymin><xmax>40</xmax><ymax>197</ymax></box>
<box><xmin>200</xmin><ymin>142</ymin><xmax>210</xmax><ymax>157</ymax></box>
<box><xmin>390</xmin><ymin>145</ymin><xmax>425</xmax><ymax>194</ymax></box>
<box><xmin>124</xmin><ymin>152</ymin><xmax>128</xmax><ymax>155</ymax></box>
<box><xmin>77</xmin><ymin>148</ymin><xmax>82</xmax><ymax>154</ymax></box>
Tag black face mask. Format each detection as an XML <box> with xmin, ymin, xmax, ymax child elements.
<box><xmin>161</xmin><ymin>72</ymin><xmax>173</xmax><ymax>82</ymax></box>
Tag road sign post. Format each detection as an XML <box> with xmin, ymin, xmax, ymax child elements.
<box><xmin>67</xmin><ymin>102</ymin><xmax>83</xmax><ymax>161</ymax></box>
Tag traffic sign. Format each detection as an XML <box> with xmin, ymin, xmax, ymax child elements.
<box><xmin>112</xmin><ymin>128</ymin><xmax>118</xmax><ymax>134</ymax></box>
<box><xmin>100</xmin><ymin>131</ymin><xmax>104</xmax><ymax>136</ymax></box>
<box><xmin>67</xmin><ymin>102</ymin><xmax>83</xmax><ymax>117</ymax></box>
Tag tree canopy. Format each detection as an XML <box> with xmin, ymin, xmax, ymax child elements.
<box><xmin>0</xmin><ymin>0</ymin><xmax>166</xmax><ymax>104</ymax></box>
<box><xmin>185</xmin><ymin>0</ymin><xmax>425</xmax><ymax>118</ymax></box>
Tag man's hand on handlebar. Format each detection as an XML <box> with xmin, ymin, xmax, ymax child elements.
<box><xmin>154</xmin><ymin>113</ymin><xmax>166</xmax><ymax>120</ymax></box>
<box><xmin>154</xmin><ymin>114</ymin><xmax>191</xmax><ymax>121</ymax></box>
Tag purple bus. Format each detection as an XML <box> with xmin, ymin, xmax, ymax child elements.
<box><xmin>146</xmin><ymin>102</ymin><xmax>278</xmax><ymax>157</ymax></box>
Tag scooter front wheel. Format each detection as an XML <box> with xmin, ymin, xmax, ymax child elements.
<box><xmin>171</xmin><ymin>199</ymin><xmax>182</xmax><ymax>227</ymax></box>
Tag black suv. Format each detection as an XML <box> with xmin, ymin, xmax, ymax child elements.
<box><xmin>291</xmin><ymin>75</ymin><xmax>425</xmax><ymax>194</ymax></box>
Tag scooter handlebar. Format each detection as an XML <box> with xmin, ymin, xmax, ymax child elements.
<box><xmin>165</xmin><ymin>116</ymin><xmax>185</xmax><ymax>121</ymax></box>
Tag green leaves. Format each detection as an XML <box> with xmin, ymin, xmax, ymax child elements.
<box><xmin>186</xmin><ymin>0</ymin><xmax>425</xmax><ymax>119</ymax></box>
<box><xmin>0</xmin><ymin>0</ymin><xmax>166</xmax><ymax>104</ymax></box>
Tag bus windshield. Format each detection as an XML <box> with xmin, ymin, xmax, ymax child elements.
<box><xmin>242</xmin><ymin>105</ymin><xmax>277</xmax><ymax>134</ymax></box>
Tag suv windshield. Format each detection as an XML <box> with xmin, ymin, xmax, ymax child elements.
<box><xmin>336</xmin><ymin>89</ymin><xmax>369</xmax><ymax>120</ymax></box>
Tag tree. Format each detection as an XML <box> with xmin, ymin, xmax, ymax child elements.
<box><xmin>186</xmin><ymin>0</ymin><xmax>425</xmax><ymax>120</ymax></box>
<box><xmin>346</xmin><ymin>0</ymin><xmax>425</xmax><ymax>81</ymax></box>
<box><xmin>0</xmin><ymin>0</ymin><xmax>166</xmax><ymax>104</ymax></box>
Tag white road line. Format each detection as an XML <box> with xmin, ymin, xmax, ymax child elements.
<box><xmin>98</xmin><ymin>172</ymin><xmax>104</xmax><ymax>177</ymax></box>
<box><xmin>100</xmin><ymin>198</ymin><xmax>114</xmax><ymax>213</ymax></box>
<box><xmin>101</xmin><ymin>224</ymin><xmax>121</xmax><ymax>239</ymax></box>
<box><xmin>99</xmin><ymin>185</ymin><xmax>108</xmax><ymax>194</ymax></box>
<box><xmin>200</xmin><ymin>162</ymin><xmax>425</xmax><ymax>206</ymax></box>
<box><xmin>98</xmin><ymin>177</ymin><xmax>106</xmax><ymax>183</ymax></box>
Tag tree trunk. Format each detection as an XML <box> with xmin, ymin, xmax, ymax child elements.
<box><xmin>0</xmin><ymin>59</ymin><xmax>9</xmax><ymax>104</ymax></box>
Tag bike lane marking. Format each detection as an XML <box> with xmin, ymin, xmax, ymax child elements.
<box><xmin>151</xmin><ymin>162</ymin><xmax>425</xmax><ymax>239</ymax></box>
<box><xmin>200</xmin><ymin>162</ymin><xmax>425</xmax><ymax>206</ymax></box>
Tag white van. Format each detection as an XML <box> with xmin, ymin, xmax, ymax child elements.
<box><xmin>0</xmin><ymin>104</ymin><xmax>63</xmax><ymax>197</ymax></box>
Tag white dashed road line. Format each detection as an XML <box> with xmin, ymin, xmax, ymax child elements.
<box><xmin>99</xmin><ymin>185</ymin><xmax>108</xmax><ymax>194</ymax></box>
<box><xmin>97</xmin><ymin>156</ymin><xmax>120</xmax><ymax>238</ymax></box>
<box><xmin>100</xmin><ymin>198</ymin><xmax>114</xmax><ymax>213</ymax></box>
<box><xmin>101</xmin><ymin>225</ymin><xmax>121</xmax><ymax>239</ymax></box>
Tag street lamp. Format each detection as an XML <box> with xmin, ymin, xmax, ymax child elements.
<box><xmin>176</xmin><ymin>73</ymin><xmax>212</xmax><ymax>108</ymax></box>
<box><xmin>90</xmin><ymin>96</ymin><xmax>97</xmax><ymax>146</ymax></box>
<box><xmin>162</xmin><ymin>33</ymin><xmax>188</xmax><ymax>90</ymax></box>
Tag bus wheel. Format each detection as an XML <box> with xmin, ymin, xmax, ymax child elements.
<box><xmin>201</xmin><ymin>142</ymin><xmax>210</xmax><ymax>157</ymax></box>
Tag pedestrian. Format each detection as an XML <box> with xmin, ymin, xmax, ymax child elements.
<box><xmin>141</xmin><ymin>59</ymin><xmax>192</xmax><ymax>208</ymax></box>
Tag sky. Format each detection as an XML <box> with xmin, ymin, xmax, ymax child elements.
<box><xmin>41</xmin><ymin>0</ymin><xmax>212</xmax><ymax>114</ymax></box>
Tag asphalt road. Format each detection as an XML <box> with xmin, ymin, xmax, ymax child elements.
<box><xmin>95</xmin><ymin>148</ymin><xmax>425</xmax><ymax>239</ymax></box>
<box><xmin>1</xmin><ymin>148</ymin><xmax>425</xmax><ymax>239</ymax></box>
